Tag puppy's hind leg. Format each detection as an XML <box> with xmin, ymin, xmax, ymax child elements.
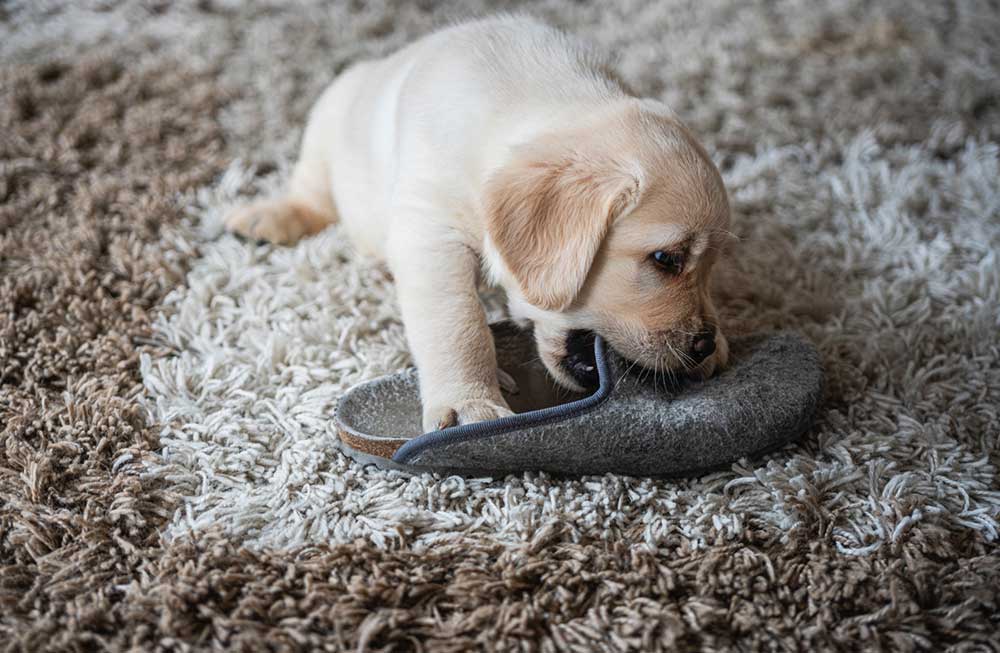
<box><xmin>226</xmin><ymin>99</ymin><xmax>339</xmax><ymax>245</ymax></box>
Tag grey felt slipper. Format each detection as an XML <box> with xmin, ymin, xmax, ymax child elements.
<box><xmin>335</xmin><ymin>321</ymin><xmax>823</xmax><ymax>477</ymax></box>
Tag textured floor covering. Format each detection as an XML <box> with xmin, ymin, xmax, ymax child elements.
<box><xmin>2</xmin><ymin>1</ymin><xmax>999</xmax><ymax>651</ymax></box>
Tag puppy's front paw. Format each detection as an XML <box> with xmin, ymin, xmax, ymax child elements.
<box><xmin>424</xmin><ymin>397</ymin><xmax>514</xmax><ymax>432</ymax></box>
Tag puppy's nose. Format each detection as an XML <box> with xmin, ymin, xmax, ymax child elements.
<box><xmin>690</xmin><ymin>329</ymin><xmax>716</xmax><ymax>363</ymax></box>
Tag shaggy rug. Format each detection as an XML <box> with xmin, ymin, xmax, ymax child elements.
<box><xmin>2</xmin><ymin>1</ymin><xmax>999</xmax><ymax>651</ymax></box>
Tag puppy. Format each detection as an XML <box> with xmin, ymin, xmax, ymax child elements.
<box><xmin>226</xmin><ymin>15</ymin><xmax>731</xmax><ymax>432</ymax></box>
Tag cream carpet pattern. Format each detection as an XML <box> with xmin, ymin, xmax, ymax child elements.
<box><xmin>144</xmin><ymin>142</ymin><xmax>1000</xmax><ymax>555</ymax></box>
<box><xmin>140</xmin><ymin>3</ymin><xmax>1000</xmax><ymax>555</ymax></box>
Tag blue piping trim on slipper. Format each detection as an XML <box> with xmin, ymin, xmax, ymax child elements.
<box><xmin>392</xmin><ymin>336</ymin><xmax>615</xmax><ymax>465</ymax></box>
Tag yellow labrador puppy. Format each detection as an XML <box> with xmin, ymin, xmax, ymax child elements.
<box><xmin>227</xmin><ymin>15</ymin><xmax>731</xmax><ymax>431</ymax></box>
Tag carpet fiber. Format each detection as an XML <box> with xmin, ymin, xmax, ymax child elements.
<box><xmin>2</xmin><ymin>1</ymin><xmax>999</xmax><ymax>650</ymax></box>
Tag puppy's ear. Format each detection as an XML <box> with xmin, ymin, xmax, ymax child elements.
<box><xmin>485</xmin><ymin>145</ymin><xmax>642</xmax><ymax>311</ymax></box>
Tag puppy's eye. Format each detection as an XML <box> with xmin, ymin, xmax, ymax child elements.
<box><xmin>651</xmin><ymin>250</ymin><xmax>684</xmax><ymax>275</ymax></box>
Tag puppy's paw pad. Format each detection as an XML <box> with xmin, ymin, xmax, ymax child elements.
<box><xmin>224</xmin><ymin>200</ymin><xmax>310</xmax><ymax>246</ymax></box>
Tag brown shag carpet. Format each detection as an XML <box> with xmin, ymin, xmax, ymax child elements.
<box><xmin>2</xmin><ymin>1</ymin><xmax>999</xmax><ymax>651</ymax></box>
<box><xmin>1</xmin><ymin>40</ymin><xmax>228</xmax><ymax>651</ymax></box>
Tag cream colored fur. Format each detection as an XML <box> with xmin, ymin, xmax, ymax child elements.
<box><xmin>226</xmin><ymin>15</ymin><xmax>730</xmax><ymax>431</ymax></box>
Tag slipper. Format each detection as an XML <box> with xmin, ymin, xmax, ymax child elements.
<box><xmin>335</xmin><ymin>321</ymin><xmax>823</xmax><ymax>477</ymax></box>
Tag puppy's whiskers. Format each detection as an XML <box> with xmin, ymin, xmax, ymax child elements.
<box><xmin>708</xmin><ymin>228</ymin><xmax>741</xmax><ymax>242</ymax></box>
<box><xmin>664</xmin><ymin>339</ymin><xmax>697</xmax><ymax>371</ymax></box>
<box><xmin>616</xmin><ymin>356</ymin><xmax>642</xmax><ymax>388</ymax></box>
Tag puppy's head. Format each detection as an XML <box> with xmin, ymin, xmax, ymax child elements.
<box><xmin>484</xmin><ymin>102</ymin><xmax>731</xmax><ymax>391</ymax></box>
